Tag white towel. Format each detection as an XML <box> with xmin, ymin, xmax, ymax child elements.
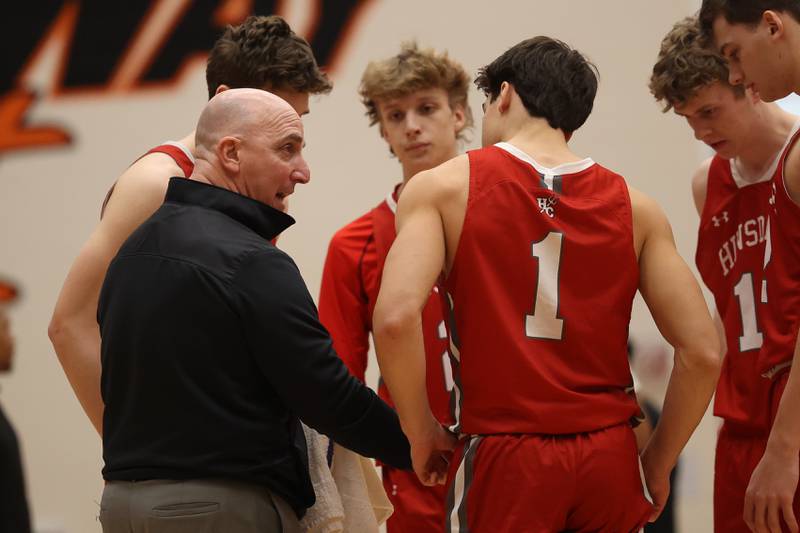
<box><xmin>299</xmin><ymin>425</ymin><xmax>345</xmax><ymax>533</ymax></box>
<box><xmin>331</xmin><ymin>443</ymin><xmax>393</xmax><ymax>532</ymax></box>
<box><xmin>298</xmin><ymin>424</ymin><xmax>394</xmax><ymax>533</ymax></box>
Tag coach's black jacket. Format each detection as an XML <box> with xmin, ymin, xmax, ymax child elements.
<box><xmin>98</xmin><ymin>178</ymin><xmax>411</xmax><ymax>517</ymax></box>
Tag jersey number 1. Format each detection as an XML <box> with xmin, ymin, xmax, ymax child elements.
<box><xmin>525</xmin><ymin>232</ymin><xmax>565</xmax><ymax>340</ymax></box>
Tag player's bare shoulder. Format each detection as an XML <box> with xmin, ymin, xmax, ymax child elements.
<box><xmin>402</xmin><ymin>154</ymin><xmax>469</xmax><ymax>209</ymax></box>
<box><xmin>111</xmin><ymin>151</ymin><xmax>185</xmax><ymax>204</ymax></box>
<box><xmin>690</xmin><ymin>157</ymin><xmax>713</xmax><ymax>216</ymax></box>
<box><xmin>100</xmin><ymin>149</ymin><xmax>188</xmax><ymax>239</ymax></box>
<box><xmin>628</xmin><ymin>185</ymin><xmax>673</xmax><ymax>258</ymax></box>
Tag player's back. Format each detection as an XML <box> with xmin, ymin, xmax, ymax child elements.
<box><xmin>443</xmin><ymin>143</ymin><xmax>640</xmax><ymax>435</ymax></box>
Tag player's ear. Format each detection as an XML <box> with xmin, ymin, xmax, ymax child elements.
<box><xmin>498</xmin><ymin>82</ymin><xmax>513</xmax><ymax>114</ymax></box>
<box><xmin>451</xmin><ymin>103</ymin><xmax>466</xmax><ymax>134</ymax></box>
<box><xmin>215</xmin><ymin>84</ymin><xmax>231</xmax><ymax>96</ymax></box>
<box><xmin>763</xmin><ymin>10</ymin><xmax>784</xmax><ymax>39</ymax></box>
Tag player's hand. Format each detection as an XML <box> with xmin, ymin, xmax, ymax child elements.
<box><xmin>640</xmin><ymin>447</ymin><xmax>671</xmax><ymax>522</ymax></box>
<box><xmin>744</xmin><ymin>446</ymin><xmax>799</xmax><ymax>533</ymax></box>
<box><xmin>409</xmin><ymin>423</ymin><xmax>457</xmax><ymax>486</ymax></box>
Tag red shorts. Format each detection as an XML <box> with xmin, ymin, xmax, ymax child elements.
<box><xmin>715</xmin><ymin>370</ymin><xmax>800</xmax><ymax>533</ymax></box>
<box><xmin>445</xmin><ymin>424</ymin><xmax>652</xmax><ymax>533</ymax></box>
<box><xmin>714</xmin><ymin>422</ymin><xmax>769</xmax><ymax>533</ymax></box>
<box><xmin>382</xmin><ymin>466</ymin><xmax>447</xmax><ymax>533</ymax></box>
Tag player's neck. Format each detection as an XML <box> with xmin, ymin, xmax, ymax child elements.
<box><xmin>179</xmin><ymin>131</ymin><xmax>196</xmax><ymax>154</ymax></box>
<box><xmin>734</xmin><ymin>105</ymin><xmax>798</xmax><ymax>181</ymax></box>
<box><xmin>502</xmin><ymin>125</ymin><xmax>583</xmax><ymax>168</ymax></box>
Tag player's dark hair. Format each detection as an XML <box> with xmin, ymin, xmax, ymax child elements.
<box><xmin>206</xmin><ymin>15</ymin><xmax>332</xmax><ymax>99</ymax></box>
<box><xmin>699</xmin><ymin>0</ymin><xmax>800</xmax><ymax>41</ymax></box>
<box><xmin>475</xmin><ymin>36</ymin><xmax>598</xmax><ymax>134</ymax></box>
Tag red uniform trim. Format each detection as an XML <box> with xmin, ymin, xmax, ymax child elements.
<box><xmin>100</xmin><ymin>141</ymin><xmax>194</xmax><ymax>218</ymax></box>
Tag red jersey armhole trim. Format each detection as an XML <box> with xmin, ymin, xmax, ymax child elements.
<box><xmin>144</xmin><ymin>144</ymin><xmax>194</xmax><ymax>177</ymax></box>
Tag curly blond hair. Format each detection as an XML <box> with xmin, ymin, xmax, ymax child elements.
<box><xmin>359</xmin><ymin>42</ymin><xmax>473</xmax><ymax>139</ymax></box>
<box><xmin>649</xmin><ymin>16</ymin><xmax>743</xmax><ymax>112</ymax></box>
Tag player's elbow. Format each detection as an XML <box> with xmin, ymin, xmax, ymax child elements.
<box><xmin>675</xmin><ymin>337</ymin><xmax>722</xmax><ymax>379</ymax></box>
<box><xmin>373</xmin><ymin>299</ymin><xmax>419</xmax><ymax>344</ymax></box>
<box><xmin>48</xmin><ymin>307</ymin><xmax>79</xmax><ymax>361</ymax></box>
<box><xmin>48</xmin><ymin>312</ymin><xmax>69</xmax><ymax>358</ymax></box>
<box><xmin>48</xmin><ymin>311</ymin><xmax>65</xmax><ymax>347</ymax></box>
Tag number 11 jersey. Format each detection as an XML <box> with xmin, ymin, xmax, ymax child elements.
<box><xmin>442</xmin><ymin>143</ymin><xmax>640</xmax><ymax>435</ymax></box>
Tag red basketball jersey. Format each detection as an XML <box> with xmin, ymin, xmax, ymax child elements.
<box><xmin>319</xmin><ymin>190</ymin><xmax>454</xmax><ymax>426</ymax></box>
<box><xmin>695</xmin><ymin>155</ymin><xmax>773</xmax><ymax>430</ymax></box>
<box><xmin>443</xmin><ymin>143</ymin><xmax>640</xmax><ymax>435</ymax></box>
<box><xmin>761</xmin><ymin>127</ymin><xmax>800</xmax><ymax>377</ymax></box>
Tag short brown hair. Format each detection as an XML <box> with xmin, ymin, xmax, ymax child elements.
<box><xmin>650</xmin><ymin>17</ymin><xmax>743</xmax><ymax>112</ymax></box>
<box><xmin>700</xmin><ymin>0</ymin><xmax>800</xmax><ymax>40</ymax></box>
<box><xmin>206</xmin><ymin>15</ymin><xmax>332</xmax><ymax>99</ymax></box>
<box><xmin>359</xmin><ymin>42</ymin><xmax>473</xmax><ymax>139</ymax></box>
<box><xmin>475</xmin><ymin>37</ymin><xmax>598</xmax><ymax>135</ymax></box>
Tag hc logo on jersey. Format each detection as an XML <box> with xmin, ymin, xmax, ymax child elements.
<box><xmin>712</xmin><ymin>211</ymin><xmax>729</xmax><ymax>227</ymax></box>
<box><xmin>537</xmin><ymin>196</ymin><xmax>558</xmax><ymax>218</ymax></box>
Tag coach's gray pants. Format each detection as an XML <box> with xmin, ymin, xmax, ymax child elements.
<box><xmin>99</xmin><ymin>479</ymin><xmax>302</xmax><ymax>533</ymax></box>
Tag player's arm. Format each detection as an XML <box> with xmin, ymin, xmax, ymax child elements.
<box><xmin>743</xmin><ymin>143</ymin><xmax>800</xmax><ymax>533</ymax></box>
<box><xmin>373</xmin><ymin>159</ymin><xmax>463</xmax><ymax>485</ymax></box>
<box><xmin>745</xmin><ymin>338</ymin><xmax>800</xmax><ymax>533</ymax></box>
<box><xmin>632</xmin><ymin>187</ymin><xmax>722</xmax><ymax>520</ymax></box>
<box><xmin>48</xmin><ymin>153</ymin><xmax>181</xmax><ymax>434</ymax></box>
<box><xmin>632</xmin><ymin>414</ymin><xmax>654</xmax><ymax>453</ymax></box>
<box><xmin>318</xmin><ymin>229</ymin><xmax>371</xmax><ymax>382</ymax></box>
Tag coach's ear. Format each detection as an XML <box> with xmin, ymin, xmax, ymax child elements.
<box><xmin>215</xmin><ymin>84</ymin><xmax>231</xmax><ymax>96</ymax></box>
<box><xmin>218</xmin><ymin>136</ymin><xmax>241</xmax><ymax>174</ymax></box>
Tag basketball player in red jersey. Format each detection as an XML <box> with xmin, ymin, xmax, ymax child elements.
<box><xmin>651</xmin><ymin>16</ymin><xmax>798</xmax><ymax>533</ymax></box>
<box><xmin>700</xmin><ymin>2</ymin><xmax>800</xmax><ymax>530</ymax></box>
<box><xmin>373</xmin><ymin>36</ymin><xmax>722</xmax><ymax>532</ymax></box>
<box><xmin>317</xmin><ymin>42</ymin><xmax>470</xmax><ymax>532</ymax></box>
<box><xmin>49</xmin><ymin>15</ymin><xmax>332</xmax><ymax>433</ymax></box>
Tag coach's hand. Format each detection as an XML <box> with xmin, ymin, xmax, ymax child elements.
<box><xmin>640</xmin><ymin>447</ymin><xmax>671</xmax><ymax>522</ymax></box>
<box><xmin>744</xmin><ymin>446</ymin><xmax>799</xmax><ymax>533</ymax></box>
<box><xmin>410</xmin><ymin>423</ymin><xmax>457</xmax><ymax>486</ymax></box>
